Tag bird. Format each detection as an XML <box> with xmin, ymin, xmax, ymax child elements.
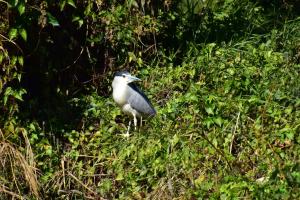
<box><xmin>112</xmin><ymin>71</ymin><xmax>156</xmax><ymax>136</ymax></box>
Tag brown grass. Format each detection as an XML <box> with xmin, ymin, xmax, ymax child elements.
<box><xmin>0</xmin><ymin>129</ymin><xmax>40</xmax><ymax>199</ymax></box>
<box><xmin>45</xmin><ymin>158</ymin><xmax>104</xmax><ymax>199</ymax></box>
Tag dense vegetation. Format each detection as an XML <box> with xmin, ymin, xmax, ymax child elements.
<box><xmin>1</xmin><ymin>0</ymin><xmax>300</xmax><ymax>199</ymax></box>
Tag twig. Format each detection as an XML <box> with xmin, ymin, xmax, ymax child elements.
<box><xmin>81</xmin><ymin>174</ymin><xmax>110</xmax><ymax>177</ymax></box>
<box><xmin>0</xmin><ymin>184</ymin><xmax>23</xmax><ymax>199</ymax></box>
<box><xmin>9</xmin><ymin>152</ymin><xmax>22</xmax><ymax>197</ymax></box>
<box><xmin>58</xmin><ymin>189</ymin><xmax>96</xmax><ymax>200</ymax></box>
<box><xmin>0</xmin><ymin>129</ymin><xmax>3</xmax><ymax>139</ymax></box>
<box><xmin>61</xmin><ymin>47</ymin><xmax>84</xmax><ymax>71</ymax></box>
<box><xmin>0</xmin><ymin>0</ymin><xmax>9</xmax><ymax>5</ymax></box>
<box><xmin>0</xmin><ymin>33</ymin><xmax>23</xmax><ymax>54</ymax></box>
<box><xmin>152</xmin><ymin>31</ymin><xmax>157</xmax><ymax>53</ymax></box>
<box><xmin>58</xmin><ymin>189</ymin><xmax>82</xmax><ymax>195</ymax></box>
<box><xmin>61</xmin><ymin>156</ymin><xmax>66</xmax><ymax>188</ymax></box>
<box><xmin>230</xmin><ymin>112</ymin><xmax>240</xmax><ymax>154</ymax></box>
<box><xmin>67</xmin><ymin>171</ymin><xmax>96</xmax><ymax>195</ymax></box>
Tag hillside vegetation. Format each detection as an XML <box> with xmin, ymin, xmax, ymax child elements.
<box><xmin>1</xmin><ymin>0</ymin><xmax>300</xmax><ymax>199</ymax></box>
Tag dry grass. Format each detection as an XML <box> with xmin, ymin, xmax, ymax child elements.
<box><xmin>44</xmin><ymin>155</ymin><xmax>107</xmax><ymax>200</ymax></box>
<box><xmin>0</xmin><ymin>129</ymin><xmax>40</xmax><ymax>199</ymax></box>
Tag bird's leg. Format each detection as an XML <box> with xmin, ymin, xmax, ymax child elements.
<box><xmin>140</xmin><ymin>116</ymin><xmax>143</xmax><ymax>127</ymax></box>
<box><xmin>124</xmin><ymin>120</ymin><xmax>131</xmax><ymax>137</ymax></box>
<box><xmin>133</xmin><ymin>114</ymin><xmax>137</xmax><ymax>130</ymax></box>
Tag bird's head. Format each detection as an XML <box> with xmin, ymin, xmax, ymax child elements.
<box><xmin>113</xmin><ymin>71</ymin><xmax>141</xmax><ymax>85</ymax></box>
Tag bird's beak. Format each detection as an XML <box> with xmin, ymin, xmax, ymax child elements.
<box><xmin>126</xmin><ymin>74</ymin><xmax>141</xmax><ymax>83</ymax></box>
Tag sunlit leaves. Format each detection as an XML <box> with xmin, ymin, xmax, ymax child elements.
<box><xmin>3</xmin><ymin>87</ymin><xmax>27</xmax><ymax>105</ymax></box>
<box><xmin>18</xmin><ymin>56</ymin><xmax>24</xmax><ymax>66</ymax></box>
<box><xmin>0</xmin><ymin>52</ymin><xmax>3</xmax><ymax>64</ymax></box>
<box><xmin>59</xmin><ymin>0</ymin><xmax>66</xmax><ymax>11</ymax></box>
<box><xmin>59</xmin><ymin>0</ymin><xmax>76</xmax><ymax>10</ymax></box>
<box><xmin>8</xmin><ymin>28</ymin><xmax>18</xmax><ymax>39</ymax></box>
<box><xmin>213</xmin><ymin>117</ymin><xmax>223</xmax><ymax>127</ymax></box>
<box><xmin>205</xmin><ymin>106</ymin><xmax>214</xmax><ymax>115</ymax></box>
<box><xmin>47</xmin><ymin>13</ymin><xmax>60</xmax><ymax>26</ymax></box>
<box><xmin>67</xmin><ymin>0</ymin><xmax>76</xmax><ymax>8</ymax></box>
<box><xmin>17</xmin><ymin>1</ymin><xmax>25</xmax><ymax>15</ymax></box>
<box><xmin>8</xmin><ymin>0</ymin><xmax>18</xmax><ymax>7</ymax></box>
<box><xmin>72</xmin><ymin>16</ymin><xmax>83</xmax><ymax>28</ymax></box>
<box><xmin>171</xmin><ymin>134</ymin><xmax>179</xmax><ymax>147</ymax></box>
<box><xmin>19</xmin><ymin>28</ymin><xmax>27</xmax><ymax>41</ymax></box>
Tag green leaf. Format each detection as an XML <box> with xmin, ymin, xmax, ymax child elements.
<box><xmin>204</xmin><ymin>117</ymin><xmax>214</xmax><ymax>129</ymax></box>
<box><xmin>72</xmin><ymin>16</ymin><xmax>80</xmax><ymax>22</ymax></box>
<box><xmin>137</xmin><ymin>57</ymin><xmax>143</xmax><ymax>66</ymax></box>
<box><xmin>213</xmin><ymin>117</ymin><xmax>223</xmax><ymax>127</ymax></box>
<box><xmin>285</xmin><ymin>131</ymin><xmax>294</xmax><ymax>140</ymax></box>
<box><xmin>17</xmin><ymin>73</ymin><xmax>22</xmax><ymax>82</ymax></box>
<box><xmin>7</xmin><ymin>122</ymin><xmax>15</xmax><ymax>133</ymax></box>
<box><xmin>18</xmin><ymin>56</ymin><xmax>24</xmax><ymax>66</ymax></box>
<box><xmin>78</xmin><ymin>19</ymin><xmax>84</xmax><ymax>27</ymax></box>
<box><xmin>67</xmin><ymin>0</ymin><xmax>76</xmax><ymax>8</ymax></box>
<box><xmin>14</xmin><ymin>92</ymin><xmax>23</xmax><ymax>101</ymax></box>
<box><xmin>205</xmin><ymin>106</ymin><xmax>214</xmax><ymax>115</ymax></box>
<box><xmin>4</xmin><ymin>87</ymin><xmax>12</xmax><ymax>95</ymax></box>
<box><xmin>72</xmin><ymin>16</ymin><xmax>84</xmax><ymax>27</ymax></box>
<box><xmin>45</xmin><ymin>146</ymin><xmax>53</xmax><ymax>155</ymax></box>
<box><xmin>128</xmin><ymin>52</ymin><xmax>136</xmax><ymax>62</ymax></box>
<box><xmin>19</xmin><ymin>28</ymin><xmax>27</xmax><ymax>41</ymax></box>
<box><xmin>59</xmin><ymin>0</ymin><xmax>66</xmax><ymax>11</ymax></box>
<box><xmin>8</xmin><ymin>0</ymin><xmax>18</xmax><ymax>7</ymax></box>
<box><xmin>47</xmin><ymin>13</ymin><xmax>60</xmax><ymax>26</ymax></box>
<box><xmin>17</xmin><ymin>2</ymin><xmax>25</xmax><ymax>15</ymax></box>
<box><xmin>171</xmin><ymin>134</ymin><xmax>179</xmax><ymax>147</ymax></box>
<box><xmin>4</xmin><ymin>87</ymin><xmax>12</xmax><ymax>105</ymax></box>
<box><xmin>84</xmin><ymin>2</ymin><xmax>92</xmax><ymax>15</ymax></box>
<box><xmin>11</xmin><ymin>56</ymin><xmax>17</xmax><ymax>65</ymax></box>
<box><xmin>194</xmin><ymin>175</ymin><xmax>205</xmax><ymax>187</ymax></box>
<box><xmin>116</xmin><ymin>172</ymin><xmax>124</xmax><ymax>181</ymax></box>
<box><xmin>0</xmin><ymin>52</ymin><xmax>3</xmax><ymax>63</ymax></box>
<box><xmin>9</xmin><ymin>28</ymin><xmax>18</xmax><ymax>40</ymax></box>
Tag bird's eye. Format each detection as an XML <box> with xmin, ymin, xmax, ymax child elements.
<box><xmin>122</xmin><ymin>75</ymin><xmax>125</xmax><ymax>78</ymax></box>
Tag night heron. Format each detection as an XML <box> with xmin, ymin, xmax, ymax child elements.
<box><xmin>112</xmin><ymin>71</ymin><xmax>156</xmax><ymax>136</ymax></box>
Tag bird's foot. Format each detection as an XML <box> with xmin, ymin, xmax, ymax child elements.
<box><xmin>122</xmin><ymin>132</ymin><xmax>130</xmax><ymax>138</ymax></box>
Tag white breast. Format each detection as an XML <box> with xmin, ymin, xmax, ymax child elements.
<box><xmin>112</xmin><ymin>78</ymin><xmax>128</xmax><ymax>106</ymax></box>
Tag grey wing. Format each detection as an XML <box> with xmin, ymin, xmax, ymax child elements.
<box><xmin>127</xmin><ymin>85</ymin><xmax>156</xmax><ymax>117</ymax></box>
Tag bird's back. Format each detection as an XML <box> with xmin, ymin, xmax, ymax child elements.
<box><xmin>127</xmin><ymin>83</ymin><xmax>156</xmax><ymax>117</ymax></box>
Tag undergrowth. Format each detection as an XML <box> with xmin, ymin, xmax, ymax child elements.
<box><xmin>24</xmin><ymin>20</ymin><xmax>300</xmax><ymax>199</ymax></box>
